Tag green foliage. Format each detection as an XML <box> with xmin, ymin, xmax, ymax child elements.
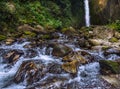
<box><xmin>0</xmin><ymin>35</ymin><xmax>7</xmax><ymax>41</ymax></box>
<box><xmin>0</xmin><ymin>0</ymin><xmax>85</xmax><ymax>33</ymax></box>
<box><xmin>0</xmin><ymin>1</ymin><xmax>19</xmax><ymax>30</ymax></box>
<box><xmin>108</xmin><ymin>20</ymin><xmax>120</xmax><ymax>31</ymax></box>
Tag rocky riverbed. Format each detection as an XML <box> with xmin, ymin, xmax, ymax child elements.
<box><xmin>0</xmin><ymin>25</ymin><xmax>120</xmax><ymax>89</ymax></box>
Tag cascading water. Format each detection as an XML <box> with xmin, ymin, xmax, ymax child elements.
<box><xmin>84</xmin><ymin>0</ymin><xmax>90</xmax><ymax>27</ymax></box>
<box><xmin>0</xmin><ymin>33</ymin><xmax>118</xmax><ymax>89</ymax></box>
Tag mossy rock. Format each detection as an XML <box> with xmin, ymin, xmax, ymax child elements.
<box><xmin>99</xmin><ymin>60</ymin><xmax>120</xmax><ymax>75</ymax></box>
<box><xmin>109</xmin><ymin>37</ymin><xmax>118</xmax><ymax>43</ymax></box>
<box><xmin>41</xmin><ymin>34</ymin><xmax>50</xmax><ymax>39</ymax></box>
<box><xmin>61</xmin><ymin>27</ymin><xmax>77</xmax><ymax>35</ymax></box>
<box><xmin>23</xmin><ymin>31</ymin><xmax>36</xmax><ymax>38</ymax></box>
<box><xmin>102</xmin><ymin>46</ymin><xmax>110</xmax><ymax>50</ymax></box>
<box><xmin>0</xmin><ymin>35</ymin><xmax>7</xmax><ymax>41</ymax></box>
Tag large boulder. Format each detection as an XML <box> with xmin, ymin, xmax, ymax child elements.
<box><xmin>14</xmin><ymin>60</ymin><xmax>43</xmax><ymax>85</ymax></box>
<box><xmin>62</xmin><ymin>60</ymin><xmax>79</xmax><ymax>74</ymax></box>
<box><xmin>99</xmin><ymin>60</ymin><xmax>120</xmax><ymax>75</ymax></box>
<box><xmin>63</xmin><ymin>51</ymin><xmax>95</xmax><ymax>63</ymax></box>
<box><xmin>62</xmin><ymin>51</ymin><xmax>87</xmax><ymax>74</ymax></box>
<box><xmin>48</xmin><ymin>43</ymin><xmax>72</xmax><ymax>57</ymax></box>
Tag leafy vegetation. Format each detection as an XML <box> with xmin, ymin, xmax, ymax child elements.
<box><xmin>0</xmin><ymin>0</ymin><xmax>85</xmax><ymax>33</ymax></box>
<box><xmin>108</xmin><ymin>20</ymin><xmax>120</xmax><ymax>31</ymax></box>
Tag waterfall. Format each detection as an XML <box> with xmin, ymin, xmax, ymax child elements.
<box><xmin>84</xmin><ymin>0</ymin><xmax>90</xmax><ymax>27</ymax></box>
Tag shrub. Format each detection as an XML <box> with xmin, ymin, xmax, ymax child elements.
<box><xmin>108</xmin><ymin>20</ymin><xmax>120</xmax><ymax>31</ymax></box>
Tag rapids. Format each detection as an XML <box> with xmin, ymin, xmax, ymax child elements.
<box><xmin>0</xmin><ymin>33</ymin><xmax>119</xmax><ymax>89</ymax></box>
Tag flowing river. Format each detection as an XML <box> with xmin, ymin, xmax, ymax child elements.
<box><xmin>0</xmin><ymin>33</ymin><xmax>119</xmax><ymax>89</ymax></box>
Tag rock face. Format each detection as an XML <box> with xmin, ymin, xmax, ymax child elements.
<box><xmin>90</xmin><ymin>0</ymin><xmax>120</xmax><ymax>25</ymax></box>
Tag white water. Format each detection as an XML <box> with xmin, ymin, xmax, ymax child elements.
<box><xmin>0</xmin><ymin>36</ymin><xmax>119</xmax><ymax>89</ymax></box>
<box><xmin>84</xmin><ymin>0</ymin><xmax>90</xmax><ymax>27</ymax></box>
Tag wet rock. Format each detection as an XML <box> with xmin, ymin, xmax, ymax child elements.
<box><xmin>78</xmin><ymin>38</ymin><xmax>90</xmax><ymax>48</ymax></box>
<box><xmin>5</xmin><ymin>38</ymin><xmax>15</xmax><ymax>45</ymax></box>
<box><xmin>101</xmin><ymin>74</ymin><xmax>120</xmax><ymax>88</ymax></box>
<box><xmin>62</xmin><ymin>50</ymin><xmax>95</xmax><ymax>63</ymax></box>
<box><xmin>104</xmin><ymin>48</ymin><xmax>120</xmax><ymax>56</ymax></box>
<box><xmin>2</xmin><ymin>50</ymin><xmax>24</xmax><ymax>64</ymax></box>
<box><xmin>47</xmin><ymin>63</ymin><xmax>63</xmax><ymax>74</ymax></box>
<box><xmin>48</xmin><ymin>43</ymin><xmax>72</xmax><ymax>57</ymax></box>
<box><xmin>62</xmin><ymin>60</ymin><xmax>80</xmax><ymax>74</ymax></box>
<box><xmin>99</xmin><ymin>60</ymin><xmax>120</xmax><ymax>75</ymax></box>
<box><xmin>80</xmin><ymin>51</ymin><xmax>95</xmax><ymax>62</ymax></box>
<box><xmin>62</xmin><ymin>51</ymin><xmax>88</xmax><ymax>74</ymax></box>
<box><xmin>62</xmin><ymin>51</ymin><xmax>88</xmax><ymax>63</ymax></box>
<box><xmin>14</xmin><ymin>60</ymin><xmax>42</xmax><ymax>85</ymax></box>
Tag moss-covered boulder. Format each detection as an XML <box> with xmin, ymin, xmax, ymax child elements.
<box><xmin>23</xmin><ymin>31</ymin><xmax>36</xmax><ymax>38</ymax></box>
<box><xmin>99</xmin><ymin>60</ymin><xmax>120</xmax><ymax>75</ymax></box>
<box><xmin>109</xmin><ymin>37</ymin><xmax>118</xmax><ymax>43</ymax></box>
